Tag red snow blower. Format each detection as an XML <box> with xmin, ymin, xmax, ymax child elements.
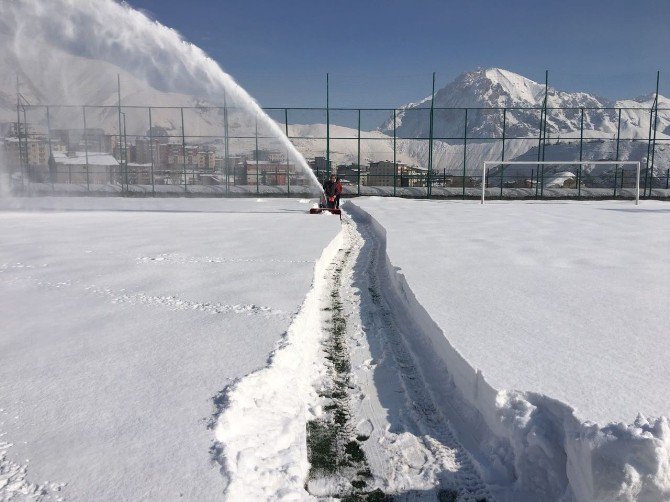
<box><xmin>309</xmin><ymin>195</ymin><xmax>341</xmax><ymax>216</ymax></box>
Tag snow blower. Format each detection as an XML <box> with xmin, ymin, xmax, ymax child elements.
<box><xmin>309</xmin><ymin>195</ymin><xmax>341</xmax><ymax>216</ymax></box>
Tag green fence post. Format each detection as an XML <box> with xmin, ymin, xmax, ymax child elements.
<box><xmin>285</xmin><ymin>108</ymin><xmax>290</xmax><ymax>197</ymax></box>
<box><xmin>358</xmin><ymin>108</ymin><xmax>362</xmax><ymax>196</ymax></box>
<box><xmin>117</xmin><ymin>75</ymin><xmax>124</xmax><ymax>192</ymax></box>
<box><xmin>613</xmin><ymin>166</ymin><xmax>618</xmax><ymax>198</ymax></box>
<box><xmin>541</xmin><ymin>70</ymin><xmax>549</xmax><ymax>162</ymax></box>
<box><xmin>255</xmin><ymin>117</ymin><xmax>259</xmax><ymax>194</ymax></box>
<box><xmin>500</xmin><ymin>108</ymin><xmax>506</xmax><ymax>199</ymax></box>
<box><xmin>326</xmin><ymin>73</ymin><xmax>330</xmax><ymax>179</ymax></box>
<box><xmin>122</xmin><ymin>112</ymin><xmax>129</xmax><ymax>190</ymax></box>
<box><xmin>578</xmin><ymin>166</ymin><xmax>582</xmax><ymax>198</ymax></box>
<box><xmin>46</xmin><ymin>106</ymin><xmax>54</xmax><ymax>192</ymax></box>
<box><xmin>428</xmin><ymin>72</ymin><xmax>435</xmax><ymax>197</ymax></box>
<box><xmin>462</xmin><ymin>108</ymin><xmax>468</xmax><ymax>199</ymax></box>
<box><xmin>223</xmin><ymin>92</ymin><xmax>230</xmax><ymax>194</ymax></box>
<box><xmin>82</xmin><ymin>106</ymin><xmax>90</xmax><ymax>191</ymax></box>
<box><xmin>649</xmin><ymin>71</ymin><xmax>660</xmax><ymax>197</ymax></box>
<box><xmin>286</xmin><ymin>150</ymin><xmax>291</xmax><ymax>196</ymax></box>
<box><xmin>392</xmin><ymin>108</ymin><xmax>396</xmax><ymax>196</ymax></box>
<box><xmin>615</xmin><ymin>108</ymin><xmax>622</xmax><ymax>161</ymax></box>
<box><xmin>15</xmin><ymin>76</ymin><xmax>25</xmax><ymax>190</ymax></box>
<box><xmin>148</xmin><ymin>107</ymin><xmax>155</xmax><ymax>196</ymax></box>
<box><xmin>181</xmin><ymin>107</ymin><xmax>187</xmax><ymax>193</ymax></box>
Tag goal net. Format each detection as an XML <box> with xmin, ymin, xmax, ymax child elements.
<box><xmin>481</xmin><ymin>161</ymin><xmax>641</xmax><ymax>204</ymax></box>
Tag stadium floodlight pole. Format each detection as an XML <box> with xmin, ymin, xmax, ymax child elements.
<box><xmin>482</xmin><ymin>161</ymin><xmax>641</xmax><ymax>205</ymax></box>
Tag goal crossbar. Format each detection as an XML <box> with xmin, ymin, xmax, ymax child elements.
<box><xmin>481</xmin><ymin>161</ymin><xmax>641</xmax><ymax>205</ymax></box>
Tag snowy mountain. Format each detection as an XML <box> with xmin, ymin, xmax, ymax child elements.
<box><xmin>381</xmin><ymin>68</ymin><xmax>670</xmax><ymax>143</ymax></box>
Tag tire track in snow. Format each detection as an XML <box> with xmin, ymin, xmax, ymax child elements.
<box><xmin>329</xmin><ymin>215</ymin><xmax>492</xmax><ymax>501</ymax></box>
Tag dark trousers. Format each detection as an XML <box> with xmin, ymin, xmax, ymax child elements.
<box><xmin>335</xmin><ymin>195</ymin><xmax>341</xmax><ymax>208</ymax></box>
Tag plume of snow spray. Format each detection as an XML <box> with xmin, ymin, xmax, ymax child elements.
<box><xmin>0</xmin><ymin>0</ymin><xmax>322</xmax><ymax>193</ymax></box>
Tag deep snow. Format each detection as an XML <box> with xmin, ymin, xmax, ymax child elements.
<box><xmin>349</xmin><ymin>198</ymin><xmax>670</xmax><ymax>425</ymax></box>
<box><xmin>347</xmin><ymin>197</ymin><xmax>670</xmax><ymax>501</ymax></box>
<box><xmin>0</xmin><ymin>197</ymin><xmax>339</xmax><ymax>501</ymax></box>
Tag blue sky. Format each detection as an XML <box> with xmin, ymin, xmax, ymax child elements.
<box><xmin>128</xmin><ymin>0</ymin><xmax>670</xmax><ymax>107</ymax></box>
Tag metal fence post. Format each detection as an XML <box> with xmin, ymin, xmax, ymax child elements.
<box><xmin>16</xmin><ymin>77</ymin><xmax>25</xmax><ymax>190</ymax></box>
<box><xmin>579</xmin><ymin>107</ymin><xmax>584</xmax><ymax>161</ymax></box>
<box><xmin>326</xmin><ymin>73</ymin><xmax>330</xmax><ymax>179</ymax></box>
<box><xmin>500</xmin><ymin>108</ymin><xmax>506</xmax><ymax>198</ymax></box>
<box><xmin>46</xmin><ymin>105</ymin><xmax>54</xmax><ymax>192</ymax></box>
<box><xmin>148</xmin><ymin>107</ymin><xmax>155</xmax><ymax>195</ymax></box>
<box><xmin>649</xmin><ymin>71</ymin><xmax>660</xmax><ymax>197</ymax></box>
<box><xmin>181</xmin><ymin>107</ymin><xmax>187</xmax><ymax>193</ymax></box>
<box><xmin>82</xmin><ymin>106</ymin><xmax>90</xmax><ymax>191</ymax></box>
<box><xmin>462</xmin><ymin>108</ymin><xmax>468</xmax><ymax>199</ymax></box>
<box><xmin>615</xmin><ymin>108</ymin><xmax>622</xmax><ymax>161</ymax></box>
<box><xmin>578</xmin><ymin>166</ymin><xmax>582</xmax><ymax>198</ymax></box>
<box><xmin>286</xmin><ymin>149</ymin><xmax>291</xmax><ymax>196</ymax></box>
<box><xmin>285</xmin><ymin>108</ymin><xmax>290</xmax><ymax>197</ymax></box>
<box><xmin>358</xmin><ymin>109</ymin><xmax>362</xmax><ymax>196</ymax></box>
<box><xmin>224</xmin><ymin>92</ymin><xmax>230</xmax><ymax>194</ymax></box>
<box><xmin>612</xmin><ymin>165</ymin><xmax>619</xmax><ymax>199</ymax></box>
<box><xmin>117</xmin><ymin>75</ymin><xmax>124</xmax><ymax>191</ymax></box>
<box><xmin>542</xmin><ymin>71</ymin><xmax>549</xmax><ymax>161</ymax></box>
<box><xmin>121</xmin><ymin>112</ymin><xmax>128</xmax><ymax>190</ymax></box>
<box><xmin>428</xmin><ymin>72</ymin><xmax>435</xmax><ymax>197</ymax></box>
<box><xmin>392</xmin><ymin>108</ymin><xmax>396</xmax><ymax>196</ymax></box>
<box><xmin>255</xmin><ymin>117</ymin><xmax>259</xmax><ymax>194</ymax></box>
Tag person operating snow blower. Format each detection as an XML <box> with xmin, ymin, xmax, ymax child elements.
<box><xmin>322</xmin><ymin>174</ymin><xmax>340</xmax><ymax>209</ymax></box>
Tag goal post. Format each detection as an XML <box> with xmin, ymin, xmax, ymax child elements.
<box><xmin>481</xmin><ymin>161</ymin><xmax>641</xmax><ymax>205</ymax></box>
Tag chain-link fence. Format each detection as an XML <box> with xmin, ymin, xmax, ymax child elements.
<box><xmin>5</xmin><ymin>100</ymin><xmax>670</xmax><ymax>199</ymax></box>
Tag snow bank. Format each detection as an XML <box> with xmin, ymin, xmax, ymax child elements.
<box><xmin>346</xmin><ymin>199</ymin><xmax>670</xmax><ymax>501</ymax></box>
<box><xmin>212</xmin><ymin>227</ymin><xmax>343</xmax><ymax>500</ymax></box>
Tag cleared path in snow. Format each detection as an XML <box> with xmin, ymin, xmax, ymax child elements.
<box><xmin>319</xmin><ymin>215</ymin><xmax>491</xmax><ymax>500</ymax></box>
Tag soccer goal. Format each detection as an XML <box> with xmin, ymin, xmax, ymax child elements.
<box><xmin>481</xmin><ymin>161</ymin><xmax>641</xmax><ymax>205</ymax></box>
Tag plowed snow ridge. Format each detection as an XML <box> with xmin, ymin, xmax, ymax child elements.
<box><xmin>212</xmin><ymin>212</ymin><xmax>492</xmax><ymax>500</ymax></box>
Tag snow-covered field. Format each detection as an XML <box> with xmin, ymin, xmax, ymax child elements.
<box><xmin>2</xmin><ymin>195</ymin><xmax>669</xmax><ymax>501</ymax></box>
<box><xmin>0</xmin><ymin>197</ymin><xmax>339</xmax><ymax>500</ymax></box>
<box><xmin>348</xmin><ymin>197</ymin><xmax>670</xmax><ymax>500</ymax></box>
